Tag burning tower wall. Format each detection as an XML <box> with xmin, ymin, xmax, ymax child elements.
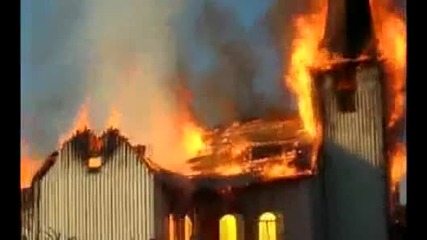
<box><xmin>315</xmin><ymin>0</ymin><xmax>389</xmax><ymax>239</ymax></box>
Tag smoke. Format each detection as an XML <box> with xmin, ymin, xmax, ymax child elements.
<box><xmin>21</xmin><ymin>0</ymin><xmax>322</xmax><ymax>173</ymax></box>
<box><xmin>21</xmin><ymin>0</ymin><xmax>186</xmax><ymax>166</ymax></box>
<box><xmin>174</xmin><ymin>0</ymin><xmax>296</xmax><ymax>129</ymax></box>
<box><xmin>21</xmin><ymin>0</ymin><xmax>89</xmax><ymax>158</ymax></box>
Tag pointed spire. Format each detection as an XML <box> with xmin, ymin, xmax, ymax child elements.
<box><xmin>323</xmin><ymin>0</ymin><xmax>375</xmax><ymax>58</ymax></box>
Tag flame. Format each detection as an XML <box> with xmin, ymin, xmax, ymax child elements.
<box><xmin>58</xmin><ymin>102</ymin><xmax>91</xmax><ymax>146</ymax></box>
<box><xmin>182</xmin><ymin>121</ymin><xmax>205</xmax><ymax>158</ymax></box>
<box><xmin>285</xmin><ymin>0</ymin><xmax>328</xmax><ymax>140</ymax></box>
<box><xmin>370</xmin><ymin>0</ymin><xmax>407</xmax><ymax>197</ymax></box>
<box><xmin>390</xmin><ymin>143</ymin><xmax>406</xmax><ymax>192</ymax></box>
<box><xmin>370</xmin><ymin>0</ymin><xmax>406</xmax><ymax>129</ymax></box>
<box><xmin>20</xmin><ymin>140</ymin><xmax>42</xmax><ymax>189</ymax></box>
<box><xmin>176</xmin><ymin>81</ymin><xmax>206</xmax><ymax>161</ymax></box>
<box><xmin>215</xmin><ymin>164</ymin><xmax>245</xmax><ymax>176</ymax></box>
<box><xmin>231</xmin><ymin>140</ymin><xmax>250</xmax><ymax>158</ymax></box>
<box><xmin>106</xmin><ymin>106</ymin><xmax>122</xmax><ymax>129</ymax></box>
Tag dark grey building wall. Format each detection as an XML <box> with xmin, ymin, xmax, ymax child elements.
<box><xmin>193</xmin><ymin>177</ymin><xmax>319</xmax><ymax>240</ymax></box>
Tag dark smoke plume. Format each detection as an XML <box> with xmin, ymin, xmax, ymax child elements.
<box><xmin>175</xmin><ymin>0</ymin><xmax>294</xmax><ymax>129</ymax></box>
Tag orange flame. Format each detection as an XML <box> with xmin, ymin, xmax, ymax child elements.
<box><xmin>215</xmin><ymin>164</ymin><xmax>245</xmax><ymax>176</ymax></box>
<box><xmin>176</xmin><ymin>82</ymin><xmax>206</xmax><ymax>160</ymax></box>
<box><xmin>370</xmin><ymin>0</ymin><xmax>407</xmax><ymax>195</ymax></box>
<box><xmin>182</xmin><ymin>121</ymin><xmax>205</xmax><ymax>157</ymax></box>
<box><xmin>285</xmin><ymin>0</ymin><xmax>329</xmax><ymax>140</ymax></box>
<box><xmin>262</xmin><ymin>164</ymin><xmax>302</xmax><ymax>180</ymax></box>
<box><xmin>20</xmin><ymin>140</ymin><xmax>42</xmax><ymax>189</ymax></box>
<box><xmin>389</xmin><ymin>143</ymin><xmax>406</xmax><ymax>192</ymax></box>
<box><xmin>106</xmin><ymin>106</ymin><xmax>122</xmax><ymax>129</ymax></box>
<box><xmin>370</xmin><ymin>0</ymin><xmax>406</xmax><ymax>129</ymax></box>
<box><xmin>58</xmin><ymin>102</ymin><xmax>91</xmax><ymax>146</ymax></box>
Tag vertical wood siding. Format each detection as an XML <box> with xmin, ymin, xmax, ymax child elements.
<box><xmin>321</xmin><ymin>65</ymin><xmax>385</xmax><ymax>168</ymax></box>
<box><xmin>27</xmin><ymin>140</ymin><xmax>163</xmax><ymax>240</ymax></box>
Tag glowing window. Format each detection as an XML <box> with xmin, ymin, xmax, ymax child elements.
<box><xmin>220</xmin><ymin>214</ymin><xmax>237</xmax><ymax>240</ymax></box>
<box><xmin>184</xmin><ymin>215</ymin><xmax>192</xmax><ymax>240</ymax></box>
<box><xmin>168</xmin><ymin>215</ymin><xmax>175</xmax><ymax>240</ymax></box>
<box><xmin>168</xmin><ymin>214</ymin><xmax>192</xmax><ymax>240</ymax></box>
<box><xmin>259</xmin><ymin>212</ymin><xmax>277</xmax><ymax>240</ymax></box>
<box><xmin>88</xmin><ymin>157</ymin><xmax>102</xmax><ymax>169</ymax></box>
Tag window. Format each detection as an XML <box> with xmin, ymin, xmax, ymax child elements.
<box><xmin>88</xmin><ymin>157</ymin><xmax>102</xmax><ymax>169</ymax></box>
<box><xmin>335</xmin><ymin>77</ymin><xmax>357</xmax><ymax>113</ymax></box>
<box><xmin>184</xmin><ymin>216</ymin><xmax>192</xmax><ymax>240</ymax></box>
<box><xmin>258</xmin><ymin>212</ymin><xmax>277</xmax><ymax>240</ymax></box>
<box><xmin>168</xmin><ymin>215</ymin><xmax>175</xmax><ymax>240</ymax></box>
<box><xmin>168</xmin><ymin>214</ymin><xmax>192</xmax><ymax>240</ymax></box>
<box><xmin>336</xmin><ymin>89</ymin><xmax>356</xmax><ymax>113</ymax></box>
<box><xmin>220</xmin><ymin>214</ymin><xmax>237</xmax><ymax>240</ymax></box>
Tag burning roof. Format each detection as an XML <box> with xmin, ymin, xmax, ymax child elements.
<box><xmin>25</xmin><ymin>116</ymin><xmax>319</xmax><ymax>192</ymax></box>
<box><xmin>187</xmin><ymin>117</ymin><xmax>316</xmax><ymax>181</ymax></box>
<box><xmin>29</xmin><ymin>128</ymin><xmax>162</xmax><ymax>187</ymax></box>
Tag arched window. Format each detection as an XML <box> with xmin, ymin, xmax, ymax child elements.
<box><xmin>219</xmin><ymin>214</ymin><xmax>237</xmax><ymax>240</ymax></box>
<box><xmin>258</xmin><ymin>212</ymin><xmax>277</xmax><ymax>240</ymax></box>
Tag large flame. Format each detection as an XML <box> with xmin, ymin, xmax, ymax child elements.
<box><xmin>176</xmin><ymin>82</ymin><xmax>206</xmax><ymax>162</ymax></box>
<box><xmin>181</xmin><ymin>121</ymin><xmax>205</xmax><ymax>158</ymax></box>
<box><xmin>370</xmin><ymin>0</ymin><xmax>406</xmax><ymax>129</ymax></box>
<box><xmin>21</xmin><ymin>140</ymin><xmax>42</xmax><ymax>189</ymax></box>
<box><xmin>105</xmin><ymin>106</ymin><xmax>122</xmax><ymax>129</ymax></box>
<box><xmin>284</xmin><ymin>0</ymin><xmax>330</xmax><ymax>172</ymax></box>
<box><xmin>389</xmin><ymin>143</ymin><xmax>406</xmax><ymax>192</ymax></box>
<box><xmin>58</xmin><ymin>102</ymin><xmax>91</xmax><ymax>146</ymax></box>
<box><xmin>285</xmin><ymin>0</ymin><xmax>329</xmax><ymax>139</ymax></box>
<box><xmin>370</xmin><ymin>0</ymin><xmax>407</xmax><ymax>193</ymax></box>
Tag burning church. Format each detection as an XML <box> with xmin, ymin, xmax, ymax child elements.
<box><xmin>21</xmin><ymin>0</ymin><xmax>406</xmax><ymax>239</ymax></box>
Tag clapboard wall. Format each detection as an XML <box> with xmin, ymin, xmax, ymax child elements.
<box><xmin>25</xmin><ymin>131</ymin><xmax>170</xmax><ymax>240</ymax></box>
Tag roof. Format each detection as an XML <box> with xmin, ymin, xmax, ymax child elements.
<box><xmin>186</xmin><ymin>118</ymin><xmax>316</xmax><ymax>180</ymax></box>
<box><xmin>30</xmin><ymin>128</ymin><xmax>161</xmax><ymax>187</ymax></box>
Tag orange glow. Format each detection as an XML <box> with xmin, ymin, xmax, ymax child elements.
<box><xmin>182</xmin><ymin>122</ymin><xmax>205</xmax><ymax>158</ymax></box>
<box><xmin>390</xmin><ymin>143</ymin><xmax>406</xmax><ymax>192</ymax></box>
<box><xmin>214</xmin><ymin>164</ymin><xmax>246</xmax><ymax>176</ymax></box>
<box><xmin>262</xmin><ymin>163</ymin><xmax>299</xmax><ymax>180</ymax></box>
<box><xmin>370</xmin><ymin>0</ymin><xmax>406</xmax><ymax>129</ymax></box>
<box><xmin>20</xmin><ymin>140</ymin><xmax>42</xmax><ymax>189</ymax></box>
<box><xmin>88</xmin><ymin>157</ymin><xmax>102</xmax><ymax>169</ymax></box>
<box><xmin>105</xmin><ymin>106</ymin><xmax>122</xmax><ymax>129</ymax></box>
<box><xmin>231</xmin><ymin>140</ymin><xmax>250</xmax><ymax>158</ymax></box>
<box><xmin>370</xmin><ymin>0</ymin><xmax>407</xmax><ymax>198</ymax></box>
<box><xmin>58</xmin><ymin>102</ymin><xmax>91</xmax><ymax>146</ymax></box>
<box><xmin>168</xmin><ymin>214</ymin><xmax>175</xmax><ymax>240</ymax></box>
<box><xmin>285</xmin><ymin>0</ymin><xmax>329</xmax><ymax>140</ymax></box>
<box><xmin>176</xmin><ymin>83</ymin><xmax>206</xmax><ymax>161</ymax></box>
<box><xmin>184</xmin><ymin>215</ymin><xmax>193</xmax><ymax>240</ymax></box>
